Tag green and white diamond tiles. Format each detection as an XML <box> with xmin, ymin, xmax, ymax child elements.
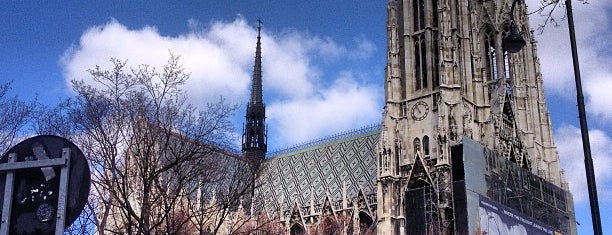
<box><xmin>255</xmin><ymin>129</ymin><xmax>379</xmax><ymax>214</ymax></box>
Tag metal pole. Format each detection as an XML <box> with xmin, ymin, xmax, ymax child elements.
<box><xmin>565</xmin><ymin>0</ymin><xmax>602</xmax><ymax>234</ymax></box>
<box><xmin>55</xmin><ymin>148</ymin><xmax>71</xmax><ymax>235</ymax></box>
<box><xmin>0</xmin><ymin>154</ymin><xmax>17</xmax><ymax>235</ymax></box>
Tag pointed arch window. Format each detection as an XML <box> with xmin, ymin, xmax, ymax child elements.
<box><xmin>413</xmin><ymin>137</ymin><xmax>421</xmax><ymax>155</ymax></box>
<box><xmin>432</xmin><ymin>31</ymin><xmax>440</xmax><ymax>88</ymax></box>
<box><xmin>501</xmin><ymin>24</ymin><xmax>513</xmax><ymax>80</ymax></box>
<box><xmin>378</xmin><ymin>153</ymin><xmax>382</xmax><ymax>172</ymax></box>
<box><xmin>432</xmin><ymin>0</ymin><xmax>439</xmax><ymax>28</ymax></box>
<box><xmin>501</xmin><ymin>24</ymin><xmax>516</xmax><ymax>98</ymax></box>
<box><xmin>359</xmin><ymin>212</ymin><xmax>374</xmax><ymax>234</ymax></box>
<box><xmin>412</xmin><ymin>0</ymin><xmax>439</xmax><ymax>91</ymax></box>
<box><xmin>413</xmin><ymin>0</ymin><xmax>426</xmax><ymax>31</ymax></box>
<box><xmin>414</xmin><ymin>34</ymin><xmax>427</xmax><ymax>90</ymax></box>
<box><xmin>395</xmin><ymin>140</ymin><xmax>401</xmax><ymax>173</ymax></box>
<box><xmin>290</xmin><ymin>224</ymin><xmax>305</xmax><ymax>235</ymax></box>
<box><xmin>504</xmin><ymin>51</ymin><xmax>511</xmax><ymax>79</ymax></box>
<box><xmin>484</xmin><ymin>28</ymin><xmax>497</xmax><ymax>81</ymax></box>
<box><xmin>423</xmin><ymin>135</ymin><xmax>430</xmax><ymax>156</ymax></box>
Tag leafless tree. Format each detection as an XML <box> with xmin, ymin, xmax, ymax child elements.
<box><xmin>0</xmin><ymin>82</ymin><xmax>35</xmax><ymax>154</ymax></box>
<box><xmin>528</xmin><ymin>0</ymin><xmax>589</xmax><ymax>33</ymax></box>
<box><xmin>35</xmin><ymin>54</ymin><xmax>270</xmax><ymax>234</ymax></box>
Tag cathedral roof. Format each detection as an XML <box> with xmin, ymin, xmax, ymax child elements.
<box><xmin>254</xmin><ymin>125</ymin><xmax>380</xmax><ymax>214</ymax></box>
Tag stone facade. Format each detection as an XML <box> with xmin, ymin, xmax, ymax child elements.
<box><xmin>377</xmin><ymin>0</ymin><xmax>574</xmax><ymax>234</ymax></box>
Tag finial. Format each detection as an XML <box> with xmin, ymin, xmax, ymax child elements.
<box><xmin>257</xmin><ymin>18</ymin><xmax>263</xmax><ymax>36</ymax></box>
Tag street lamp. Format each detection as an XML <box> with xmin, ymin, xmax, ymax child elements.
<box><xmin>564</xmin><ymin>0</ymin><xmax>602</xmax><ymax>234</ymax></box>
<box><xmin>502</xmin><ymin>0</ymin><xmax>526</xmax><ymax>53</ymax></box>
<box><xmin>503</xmin><ymin>25</ymin><xmax>526</xmax><ymax>53</ymax></box>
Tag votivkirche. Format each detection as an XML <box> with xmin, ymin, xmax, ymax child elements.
<box><xmin>239</xmin><ymin>1</ymin><xmax>576</xmax><ymax>234</ymax></box>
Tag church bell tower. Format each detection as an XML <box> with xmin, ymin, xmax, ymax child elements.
<box><xmin>243</xmin><ymin>20</ymin><xmax>267</xmax><ymax>168</ymax></box>
<box><xmin>377</xmin><ymin>0</ymin><xmax>575</xmax><ymax>234</ymax></box>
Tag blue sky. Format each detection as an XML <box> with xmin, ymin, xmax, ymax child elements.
<box><xmin>1</xmin><ymin>1</ymin><xmax>610</xmax><ymax>234</ymax></box>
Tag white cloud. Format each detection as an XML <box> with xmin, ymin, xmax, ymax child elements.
<box><xmin>60</xmin><ymin>18</ymin><xmax>254</xmax><ymax>105</ymax></box>
<box><xmin>350</xmin><ymin>35</ymin><xmax>377</xmax><ymax>60</ymax></box>
<box><xmin>261</xmin><ymin>31</ymin><xmax>319</xmax><ymax>99</ymax></box>
<box><xmin>526</xmin><ymin>2</ymin><xmax>612</xmax><ymax>219</ymax></box>
<box><xmin>585</xmin><ymin>73</ymin><xmax>612</xmax><ymax>121</ymax></box>
<box><xmin>555</xmin><ymin>124</ymin><xmax>612</xmax><ymax>203</ymax></box>
<box><xmin>527</xmin><ymin>0</ymin><xmax>612</xmax><ymax>120</ymax></box>
<box><xmin>267</xmin><ymin>71</ymin><xmax>381</xmax><ymax>147</ymax></box>
<box><xmin>60</xmin><ymin>17</ymin><xmax>381</xmax><ymax>149</ymax></box>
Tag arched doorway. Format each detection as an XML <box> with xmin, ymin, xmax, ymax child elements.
<box><xmin>405</xmin><ymin>180</ymin><xmax>434</xmax><ymax>235</ymax></box>
<box><xmin>290</xmin><ymin>223</ymin><xmax>305</xmax><ymax>235</ymax></box>
<box><xmin>359</xmin><ymin>212</ymin><xmax>374</xmax><ymax>234</ymax></box>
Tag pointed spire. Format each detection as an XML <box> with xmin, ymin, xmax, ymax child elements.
<box><xmin>250</xmin><ymin>18</ymin><xmax>263</xmax><ymax>105</ymax></box>
<box><xmin>242</xmin><ymin>18</ymin><xmax>267</xmax><ymax>163</ymax></box>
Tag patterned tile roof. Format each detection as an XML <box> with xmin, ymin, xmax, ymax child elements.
<box><xmin>254</xmin><ymin>125</ymin><xmax>380</xmax><ymax>214</ymax></box>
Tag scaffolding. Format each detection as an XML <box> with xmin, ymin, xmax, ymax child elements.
<box><xmin>404</xmin><ymin>165</ymin><xmax>454</xmax><ymax>235</ymax></box>
<box><xmin>484</xmin><ymin>148</ymin><xmax>571</xmax><ymax>234</ymax></box>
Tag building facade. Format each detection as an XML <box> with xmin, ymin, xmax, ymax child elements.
<box><xmin>376</xmin><ymin>0</ymin><xmax>575</xmax><ymax>234</ymax></box>
<box><xmin>240</xmin><ymin>1</ymin><xmax>576</xmax><ymax>234</ymax></box>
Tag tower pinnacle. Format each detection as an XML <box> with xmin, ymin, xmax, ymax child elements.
<box><xmin>250</xmin><ymin>18</ymin><xmax>263</xmax><ymax>105</ymax></box>
<box><xmin>242</xmin><ymin>20</ymin><xmax>267</xmax><ymax>164</ymax></box>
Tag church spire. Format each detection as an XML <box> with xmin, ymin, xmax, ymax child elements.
<box><xmin>250</xmin><ymin>19</ymin><xmax>263</xmax><ymax>105</ymax></box>
<box><xmin>242</xmin><ymin>19</ymin><xmax>267</xmax><ymax>165</ymax></box>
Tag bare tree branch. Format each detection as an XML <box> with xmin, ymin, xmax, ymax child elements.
<box><xmin>0</xmin><ymin>81</ymin><xmax>35</xmax><ymax>154</ymax></box>
<box><xmin>34</xmin><ymin>54</ymin><xmax>262</xmax><ymax>234</ymax></box>
<box><xmin>528</xmin><ymin>0</ymin><xmax>589</xmax><ymax>34</ymax></box>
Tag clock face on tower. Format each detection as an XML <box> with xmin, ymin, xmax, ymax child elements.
<box><xmin>411</xmin><ymin>101</ymin><xmax>429</xmax><ymax>121</ymax></box>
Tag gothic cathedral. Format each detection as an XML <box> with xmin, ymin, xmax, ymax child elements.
<box><xmin>377</xmin><ymin>0</ymin><xmax>575</xmax><ymax>234</ymax></box>
<box><xmin>242</xmin><ymin>1</ymin><xmax>575</xmax><ymax>234</ymax></box>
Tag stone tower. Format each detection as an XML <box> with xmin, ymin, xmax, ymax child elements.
<box><xmin>242</xmin><ymin>20</ymin><xmax>267</xmax><ymax>168</ymax></box>
<box><xmin>377</xmin><ymin>0</ymin><xmax>575</xmax><ymax>234</ymax></box>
